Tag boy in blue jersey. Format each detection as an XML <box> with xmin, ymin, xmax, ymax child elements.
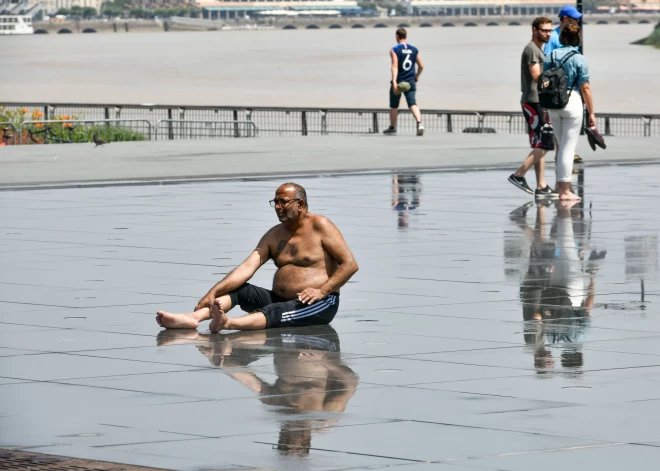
<box><xmin>384</xmin><ymin>28</ymin><xmax>425</xmax><ymax>136</ymax></box>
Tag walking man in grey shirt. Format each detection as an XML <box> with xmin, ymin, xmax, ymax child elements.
<box><xmin>508</xmin><ymin>17</ymin><xmax>556</xmax><ymax>199</ymax></box>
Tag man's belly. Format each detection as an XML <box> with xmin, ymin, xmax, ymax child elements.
<box><xmin>272</xmin><ymin>264</ymin><xmax>330</xmax><ymax>300</ymax></box>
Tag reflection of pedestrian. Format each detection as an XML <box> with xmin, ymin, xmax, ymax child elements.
<box><xmin>511</xmin><ymin>200</ymin><xmax>605</xmax><ymax>374</ymax></box>
<box><xmin>509</xmin><ymin>17</ymin><xmax>556</xmax><ymax>199</ymax></box>
<box><xmin>543</xmin><ymin>25</ymin><xmax>597</xmax><ymax>201</ymax></box>
<box><xmin>392</xmin><ymin>174</ymin><xmax>422</xmax><ymax>229</ymax></box>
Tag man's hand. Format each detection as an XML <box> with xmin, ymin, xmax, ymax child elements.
<box><xmin>392</xmin><ymin>81</ymin><xmax>399</xmax><ymax>95</ymax></box>
<box><xmin>195</xmin><ymin>292</ymin><xmax>216</xmax><ymax>312</ymax></box>
<box><xmin>297</xmin><ymin>288</ymin><xmax>325</xmax><ymax>305</ymax></box>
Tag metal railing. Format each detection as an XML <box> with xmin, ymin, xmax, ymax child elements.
<box><xmin>1</xmin><ymin>122</ymin><xmax>17</xmax><ymax>145</ymax></box>
<box><xmin>2</xmin><ymin>103</ymin><xmax>659</xmax><ymax>140</ymax></box>
<box><xmin>155</xmin><ymin>120</ymin><xmax>258</xmax><ymax>140</ymax></box>
<box><xmin>18</xmin><ymin>119</ymin><xmax>152</xmax><ymax>144</ymax></box>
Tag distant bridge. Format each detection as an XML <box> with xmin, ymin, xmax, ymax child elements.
<box><xmin>32</xmin><ymin>13</ymin><xmax>659</xmax><ymax>34</ymax></box>
<box><xmin>32</xmin><ymin>20</ymin><xmax>162</xmax><ymax>34</ymax></box>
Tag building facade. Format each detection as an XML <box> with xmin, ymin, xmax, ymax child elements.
<box><xmin>132</xmin><ymin>0</ymin><xmax>197</xmax><ymax>9</ymax></box>
<box><xmin>198</xmin><ymin>0</ymin><xmax>360</xmax><ymax>20</ymax></box>
<box><xmin>410</xmin><ymin>0</ymin><xmax>569</xmax><ymax>16</ymax></box>
<box><xmin>38</xmin><ymin>0</ymin><xmax>103</xmax><ymax>13</ymax></box>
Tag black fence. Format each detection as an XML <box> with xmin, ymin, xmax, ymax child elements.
<box><xmin>1</xmin><ymin>103</ymin><xmax>658</xmax><ymax>140</ymax></box>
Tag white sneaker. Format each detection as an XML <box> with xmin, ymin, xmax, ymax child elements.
<box><xmin>416</xmin><ymin>123</ymin><xmax>424</xmax><ymax>136</ymax></box>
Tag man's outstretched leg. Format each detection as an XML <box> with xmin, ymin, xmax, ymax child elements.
<box><xmin>156</xmin><ymin>294</ymin><xmax>232</xmax><ymax>329</ymax></box>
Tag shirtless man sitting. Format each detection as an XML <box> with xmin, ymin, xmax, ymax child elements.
<box><xmin>156</xmin><ymin>182</ymin><xmax>359</xmax><ymax>333</ymax></box>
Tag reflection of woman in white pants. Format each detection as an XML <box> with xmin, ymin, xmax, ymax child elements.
<box><xmin>544</xmin><ymin>24</ymin><xmax>597</xmax><ymax>202</ymax></box>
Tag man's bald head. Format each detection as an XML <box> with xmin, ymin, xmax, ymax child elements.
<box><xmin>278</xmin><ymin>183</ymin><xmax>308</xmax><ymax>208</ymax></box>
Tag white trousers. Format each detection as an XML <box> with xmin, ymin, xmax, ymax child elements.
<box><xmin>549</xmin><ymin>92</ymin><xmax>583</xmax><ymax>183</ymax></box>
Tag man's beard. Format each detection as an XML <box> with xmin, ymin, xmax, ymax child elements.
<box><xmin>278</xmin><ymin>206</ymin><xmax>298</xmax><ymax>221</ymax></box>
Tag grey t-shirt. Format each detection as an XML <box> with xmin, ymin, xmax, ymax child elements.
<box><xmin>521</xmin><ymin>41</ymin><xmax>545</xmax><ymax>104</ymax></box>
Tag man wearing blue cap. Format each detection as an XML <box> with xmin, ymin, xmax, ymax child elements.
<box><xmin>544</xmin><ymin>5</ymin><xmax>582</xmax><ymax>55</ymax></box>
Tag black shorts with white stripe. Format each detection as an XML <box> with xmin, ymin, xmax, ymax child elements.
<box><xmin>228</xmin><ymin>283</ymin><xmax>340</xmax><ymax>329</ymax></box>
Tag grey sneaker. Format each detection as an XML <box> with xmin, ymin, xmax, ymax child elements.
<box><xmin>383</xmin><ymin>126</ymin><xmax>397</xmax><ymax>135</ymax></box>
<box><xmin>508</xmin><ymin>174</ymin><xmax>533</xmax><ymax>195</ymax></box>
<box><xmin>534</xmin><ymin>186</ymin><xmax>559</xmax><ymax>199</ymax></box>
<box><xmin>416</xmin><ymin>123</ymin><xmax>424</xmax><ymax>136</ymax></box>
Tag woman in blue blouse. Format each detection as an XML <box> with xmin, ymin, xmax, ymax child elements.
<box><xmin>543</xmin><ymin>24</ymin><xmax>597</xmax><ymax>202</ymax></box>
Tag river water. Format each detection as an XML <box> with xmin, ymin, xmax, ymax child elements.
<box><xmin>2</xmin><ymin>24</ymin><xmax>659</xmax><ymax>113</ymax></box>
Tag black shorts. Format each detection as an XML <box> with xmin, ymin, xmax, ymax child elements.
<box><xmin>390</xmin><ymin>80</ymin><xmax>417</xmax><ymax>108</ymax></box>
<box><xmin>522</xmin><ymin>102</ymin><xmax>551</xmax><ymax>149</ymax></box>
<box><xmin>228</xmin><ymin>283</ymin><xmax>340</xmax><ymax>329</ymax></box>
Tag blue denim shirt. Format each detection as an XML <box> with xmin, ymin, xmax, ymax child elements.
<box><xmin>543</xmin><ymin>46</ymin><xmax>590</xmax><ymax>92</ymax></box>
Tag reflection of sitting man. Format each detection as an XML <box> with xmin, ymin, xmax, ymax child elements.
<box><xmin>196</xmin><ymin>325</ymin><xmax>358</xmax><ymax>456</ymax></box>
<box><xmin>512</xmin><ymin>201</ymin><xmax>605</xmax><ymax>373</ymax></box>
<box><xmin>392</xmin><ymin>174</ymin><xmax>422</xmax><ymax>229</ymax></box>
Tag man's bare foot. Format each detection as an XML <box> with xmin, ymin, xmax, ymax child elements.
<box><xmin>156</xmin><ymin>311</ymin><xmax>199</xmax><ymax>329</ymax></box>
<box><xmin>209</xmin><ymin>299</ymin><xmax>228</xmax><ymax>334</ymax></box>
<box><xmin>559</xmin><ymin>192</ymin><xmax>581</xmax><ymax>202</ymax></box>
<box><xmin>156</xmin><ymin>329</ymin><xmax>202</xmax><ymax>347</ymax></box>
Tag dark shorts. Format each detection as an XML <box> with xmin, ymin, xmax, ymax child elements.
<box><xmin>522</xmin><ymin>102</ymin><xmax>551</xmax><ymax>150</ymax></box>
<box><xmin>228</xmin><ymin>283</ymin><xmax>340</xmax><ymax>329</ymax></box>
<box><xmin>390</xmin><ymin>81</ymin><xmax>417</xmax><ymax>108</ymax></box>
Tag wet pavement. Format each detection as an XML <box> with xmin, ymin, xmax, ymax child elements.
<box><xmin>1</xmin><ymin>165</ymin><xmax>660</xmax><ymax>470</ymax></box>
<box><xmin>2</xmin><ymin>134</ymin><xmax>659</xmax><ymax>189</ymax></box>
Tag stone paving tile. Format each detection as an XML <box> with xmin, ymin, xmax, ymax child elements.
<box><xmin>0</xmin><ymin>449</ymin><xmax>174</xmax><ymax>471</ymax></box>
<box><xmin>410</xmin><ymin>372</ymin><xmax>660</xmax><ymax>405</ymax></box>
<box><xmin>0</xmin><ymin>164</ymin><xmax>659</xmax><ymax>470</ymax></box>
<box><xmin>0</xmin><ymin>353</ymin><xmax>200</xmax><ymax>382</ymax></box>
<box><xmin>452</xmin><ymin>443</ymin><xmax>660</xmax><ymax>471</ymax></box>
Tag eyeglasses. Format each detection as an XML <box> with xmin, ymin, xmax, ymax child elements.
<box><xmin>269</xmin><ymin>198</ymin><xmax>300</xmax><ymax>208</ymax></box>
<box><xmin>538</xmin><ymin>28</ymin><xmax>553</xmax><ymax>33</ymax></box>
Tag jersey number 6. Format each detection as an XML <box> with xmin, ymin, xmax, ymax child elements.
<box><xmin>402</xmin><ymin>54</ymin><xmax>413</xmax><ymax>72</ymax></box>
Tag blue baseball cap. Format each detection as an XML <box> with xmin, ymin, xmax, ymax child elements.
<box><xmin>559</xmin><ymin>5</ymin><xmax>583</xmax><ymax>19</ymax></box>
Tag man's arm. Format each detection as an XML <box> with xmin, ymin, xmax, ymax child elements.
<box><xmin>322</xmin><ymin>364</ymin><xmax>359</xmax><ymax>412</ymax></box>
<box><xmin>390</xmin><ymin>49</ymin><xmax>398</xmax><ymax>93</ymax></box>
<box><xmin>297</xmin><ymin>217</ymin><xmax>359</xmax><ymax>305</ymax></box>
<box><xmin>529</xmin><ymin>62</ymin><xmax>542</xmax><ymax>83</ymax></box>
<box><xmin>194</xmin><ymin>234</ymin><xmax>272</xmax><ymax>311</ymax></box>
<box><xmin>415</xmin><ymin>54</ymin><xmax>424</xmax><ymax>82</ymax></box>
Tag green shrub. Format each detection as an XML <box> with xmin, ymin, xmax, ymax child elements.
<box><xmin>23</xmin><ymin>122</ymin><xmax>147</xmax><ymax>144</ymax></box>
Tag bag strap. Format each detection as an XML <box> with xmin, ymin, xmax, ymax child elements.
<box><xmin>561</xmin><ymin>51</ymin><xmax>580</xmax><ymax>99</ymax></box>
<box><xmin>558</xmin><ymin>50</ymin><xmax>579</xmax><ymax>68</ymax></box>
